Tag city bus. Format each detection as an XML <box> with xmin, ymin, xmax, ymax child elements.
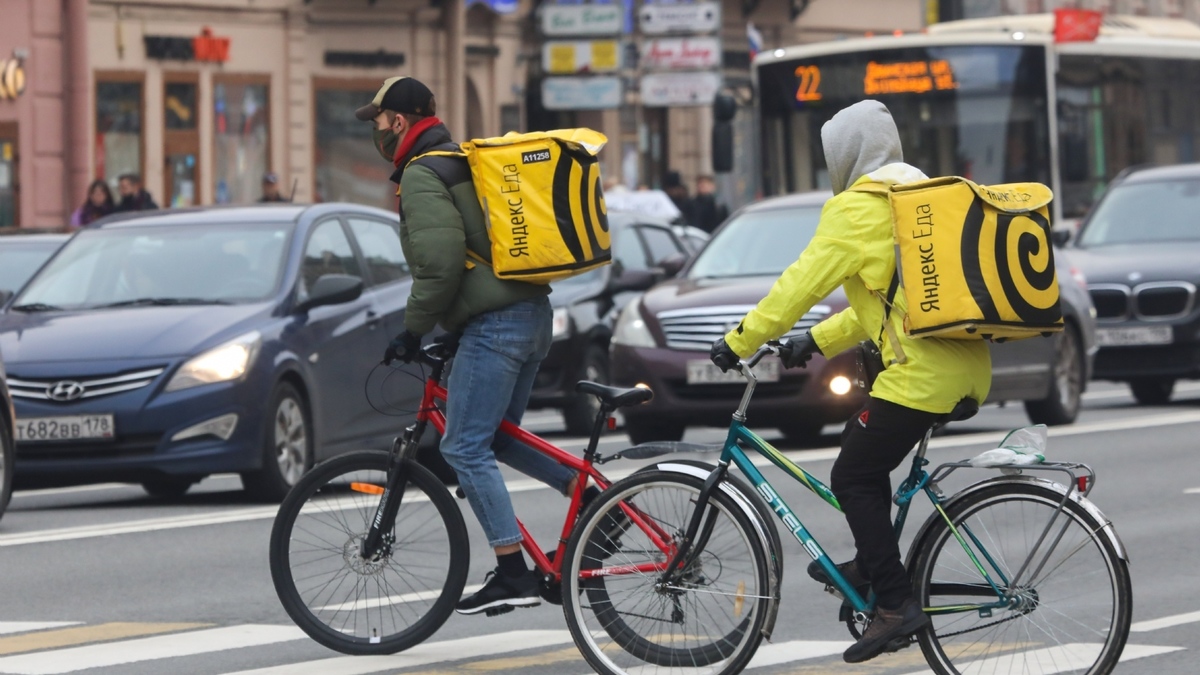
<box><xmin>754</xmin><ymin>13</ymin><xmax>1200</xmax><ymax>224</ymax></box>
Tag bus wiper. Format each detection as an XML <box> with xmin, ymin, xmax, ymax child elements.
<box><xmin>10</xmin><ymin>302</ymin><xmax>63</xmax><ymax>312</ymax></box>
<box><xmin>92</xmin><ymin>297</ymin><xmax>230</xmax><ymax>308</ymax></box>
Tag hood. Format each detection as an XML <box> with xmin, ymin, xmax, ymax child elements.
<box><xmin>0</xmin><ymin>304</ymin><xmax>268</xmax><ymax>365</ymax></box>
<box><xmin>1068</xmin><ymin>243</ymin><xmax>1200</xmax><ymax>285</ymax></box>
<box><xmin>641</xmin><ymin>275</ymin><xmax>848</xmax><ymax>318</ymax></box>
<box><xmin>821</xmin><ymin>100</ymin><xmax>903</xmax><ymax>195</ymax></box>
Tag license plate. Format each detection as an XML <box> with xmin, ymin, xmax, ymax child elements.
<box><xmin>686</xmin><ymin>359</ymin><xmax>780</xmax><ymax>385</ymax></box>
<box><xmin>1095</xmin><ymin>326</ymin><xmax>1173</xmax><ymax>347</ymax></box>
<box><xmin>15</xmin><ymin>414</ymin><xmax>116</xmax><ymax>442</ymax></box>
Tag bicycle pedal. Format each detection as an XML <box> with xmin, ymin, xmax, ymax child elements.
<box><xmin>885</xmin><ymin>636</ymin><xmax>914</xmax><ymax>652</ymax></box>
<box><xmin>823</xmin><ymin>583</ymin><xmax>846</xmax><ymax>600</ymax></box>
<box><xmin>483</xmin><ymin>605</ymin><xmax>515</xmax><ymax>617</ymax></box>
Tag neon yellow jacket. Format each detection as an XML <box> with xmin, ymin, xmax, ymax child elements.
<box><xmin>724</xmin><ymin>173</ymin><xmax>991</xmax><ymax>414</ymax></box>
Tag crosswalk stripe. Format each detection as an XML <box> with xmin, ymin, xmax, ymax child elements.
<box><xmin>899</xmin><ymin>643</ymin><xmax>1183</xmax><ymax>674</ymax></box>
<box><xmin>1131</xmin><ymin>610</ymin><xmax>1200</xmax><ymax>632</ymax></box>
<box><xmin>745</xmin><ymin>640</ymin><xmax>852</xmax><ymax>669</ymax></box>
<box><xmin>220</xmin><ymin>630</ymin><xmax>572</xmax><ymax>675</ymax></box>
<box><xmin>0</xmin><ymin>627</ymin><xmax>78</xmax><ymax>639</ymax></box>
<box><xmin>316</xmin><ymin>584</ymin><xmax>484</xmax><ymax>613</ymax></box>
<box><xmin>0</xmin><ymin>622</ymin><xmax>205</xmax><ymax>657</ymax></box>
<box><xmin>0</xmin><ymin>625</ymin><xmax>304</xmax><ymax>675</ymax></box>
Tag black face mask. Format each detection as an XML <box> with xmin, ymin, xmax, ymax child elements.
<box><xmin>373</xmin><ymin>128</ymin><xmax>399</xmax><ymax>163</ymax></box>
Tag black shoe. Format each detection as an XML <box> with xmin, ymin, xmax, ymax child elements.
<box><xmin>843</xmin><ymin>598</ymin><xmax>931</xmax><ymax>664</ymax></box>
<box><xmin>455</xmin><ymin>568</ymin><xmax>542</xmax><ymax>616</ymax></box>
<box><xmin>807</xmin><ymin>559</ymin><xmax>871</xmax><ymax>599</ymax></box>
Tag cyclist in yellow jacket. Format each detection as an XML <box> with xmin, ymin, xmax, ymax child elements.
<box><xmin>710</xmin><ymin>100</ymin><xmax>991</xmax><ymax>663</ymax></box>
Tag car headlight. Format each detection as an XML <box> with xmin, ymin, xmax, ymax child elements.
<box><xmin>612</xmin><ymin>297</ymin><xmax>657</xmax><ymax>348</ymax></box>
<box><xmin>552</xmin><ymin>306</ymin><xmax>571</xmax><ymax>340</ymax></box>
<box><xmin>166</xmin><ymin>331</ymin><xmax>262</xmax><ymax>392</ymax></box>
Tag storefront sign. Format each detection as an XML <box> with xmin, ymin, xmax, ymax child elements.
<box><xmin>144</xmin><ymin>27</ymin><xmax>230</xmax><ymax>63</ymax></box>
<box><xmin>542</xmin><ymin>41</ymin><xmax>621</xmax><ymax>75</ymax></box>
<box><xmin>467</xmin><ymin>0</ymin><xmax>519</xmax><ymax>15</ymax></box>
<box><xmin>640</xmin><ymin>71</ymin><xmax>721</xmax><ymax>107</ymax></box>
<box><xmin>541</xmin><ymin>5</ymin><xmax>624</xmax><ymax>37</ymax></box>
<box><xmin>541</xmin><ymin>76</ymin><xmax>622</xmax><ymax>110</ymax></box>
<box><xmin>325</xmin><ymin>50</ymin><xmax>406</xmax><ymax>68</ymax></box>
<box><xmin>0</xmin><ymin>59</ymin><xmax>26</xmax><ymax>100</ymax></box>
<box><xmin>639</xmin><ymin>2</ymin><xmax>720</xmax><ymax>35</ymax></box>
<box><xmin>640</xmin><ymin>37</ymin><xmax>721</xmax><ymax>70</ymax></box>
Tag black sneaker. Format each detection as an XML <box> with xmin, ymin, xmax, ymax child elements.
<box><xmin>807</xmin><ymin>559</ymin><xmax>871</xmax><ymax>599</ymax></box>
<box><xmin>843</xmin><ymin>598</ymin><xmax>931</xmax><ymax>663</ymax></box>
<box><xmin>455</xmin><ymin>568</ymin><xmax>542</xmax><ymax>616</ymax></box>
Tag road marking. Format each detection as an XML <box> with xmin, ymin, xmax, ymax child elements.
<box><xmin>900</xmin><ymin>643</ymin><xmax>1182</xmax><ymax>674</ymax></box>
<box><xmin>0</xmin><ymin>625</ymin><xmax>304</xmax><ymax>675</ymax></box>
<box><xmin>1185</xmin><ymin>487</ymin><xmax>1200</xmax><ymax>495</ymax></box>
<box><xmin>745</xmin><ymin>639</ymin><xmax>852</xmax><ymax>668</ymax></box>
<box><xmin>219</xmin><ymin>630</ymin><xmax>572</xmax><ymax>675</ymax></box>
<box><xmin>315</xmin><ymin>584</ymin><xmax>483</xmax><ymax>612</ymax></box>
<box><xmin>1132</xmin><ymin>610</ymin><xmax>1200</xmax><ymax>632</ymax></box>
<box><xmin>0</xmin><ymin>627</ymin><xmax>77</xmax><ymax>639</ymax></box>
<box><xmin>1083</xmin><ymin>381</ymin><xmax>1200</xmax><ymax>402</ymax></box>
<box><xmin>0</xmin><ymin>622</ymin><xmax>206</xmax><ymax>657</ymax></box>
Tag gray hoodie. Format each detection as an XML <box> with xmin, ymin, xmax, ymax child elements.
<box><xmin>820</xmin><ymin>100</ymin><xmax>903</xmax><ymax>195</ymax></box>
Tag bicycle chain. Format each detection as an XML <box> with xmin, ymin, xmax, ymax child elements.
<box><xmin>936</xmin><ymin>611</ymin><xmax>1024</xmax><ymax>638</ymax></box>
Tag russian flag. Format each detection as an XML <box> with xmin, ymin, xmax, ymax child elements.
<box><xmin>747</xmin><ymin>22</ymin><xmax>764</xmax><ymax>61</ymax></box>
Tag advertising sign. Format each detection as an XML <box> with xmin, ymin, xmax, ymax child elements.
<box><xmin>542</xmin><ymin>40</ymin><xmax>621</xmax><ymax>75</ymax></box>
<box><xmin>541</xmin><ymin>4</ymin><xmax>624</xmax><ymax>37</ymax></box>
<box><xmin>640</xmin><ymin>37</ymin><xmax>721</xmax><ymax>70</ymax></box>
<box><xmin>542</xmin><ymin>76</ymin><xmax>623</xmax><ymax>110</ymax></box>
<box><xmin>640</xmin><ymin>71</ymin><xmax>721</xmax><ymax>107</ymax></box>
<box><xmin>638</xmin><ymin>2</ymin><xmax>720</xmax><ymax>35</ymax></box>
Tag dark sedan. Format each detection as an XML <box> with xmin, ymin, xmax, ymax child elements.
<box><xmin>0</xmin><ymin>232</ymin><xmax>70</xmax><ymax>304</ymax></box>
<box><xmin>1</xmin><ymin>204</ymin><xmax>417</xmax><ymax>500</ymax></box>
<box><xmin>1066</xmin><ymin>162</ymin><xmax>1200</xmax><ymax>404</ymax></box>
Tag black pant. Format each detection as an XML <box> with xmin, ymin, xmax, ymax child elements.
<box><xmin>831</xmin><ymin>397</ymin><xmax>939</xmax><ymax>610</ymax></box>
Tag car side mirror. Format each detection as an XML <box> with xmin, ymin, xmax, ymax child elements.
<box><xmin>609</xmin><ymin>268</ymin><xmax>658</xmax><ymax>294</ymax></box>
<box><xmin>296</xmin><ymin>274</ymin><xmax>363</xmax><ymax>312</ymax></box>
<box><xmin>656</xmin><ymin>252</ymin><xmax>688</xmax><ymax>279</ymax></box>
<box><xmin>1050</xmin><ymin>229</ymin><xmax>1072</xmax><ymax>247</ymax></box>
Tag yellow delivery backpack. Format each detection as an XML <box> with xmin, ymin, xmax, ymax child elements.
<box><xmin>415</xmin><ymin>128</ymin><xmax>611</xmax><ymax>284</ymax></box>
<box><xmin>858</xmin><ymin>176</ymin><xmax>1063</xmax><ymax>341</ymax></box>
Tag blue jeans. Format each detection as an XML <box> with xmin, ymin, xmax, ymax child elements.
<box><xmin>440</xmin><ymin>296</ymin><xmax>576</xmax><ymax>547</ymax></box>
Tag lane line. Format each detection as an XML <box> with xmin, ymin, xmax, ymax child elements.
<box><xmin>0</xmin><ymin>627</ymin><xmax>78</xmax><ymax>639</ymax></box>
<box><xmin>315</xmin><ymin>584</ymin><xmax>483</xmax><ymax>613</ymax></box>
<box><xmin>1184</xmin><ymin>488</ymin><xmax>1200</xmax><ymax>495</ymax></box>
<box><xmin>0</xmin><ymin>622</ymin><xmax>206</xmax><ymax>657</ymax></box>
<box><xmin>900</xmin><ymin>643</ymin><xmax>1182</xmax><ymax>674</ymax></box>
<box><xmin>0</xmin><ymin>625</ymin><xmax>304</xmax><ymax>675</ymax></box>
<box><xmin>1132</xmin><ymin>610</ymin><xmax>1200</xmax><ymax>632</ymax></box>
<box><xmin>218</xmin><ymin>630</ymin><xmax>572</xmax><ymax>675</ymax></box>
<box><xmin>1083</xmin><ymin>381</ymin><xmax>1200</xmax><ymax>402</ymax></box>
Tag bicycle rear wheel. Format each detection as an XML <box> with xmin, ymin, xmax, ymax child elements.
<box><xmin>910</xmin><ymin>482</ymin><xmax>1132</xmax><ymax>675</ymax></box>
<box><xmin>269</xmin><ymin>450</ymin><xmax>469</xmax><ymax>655</ymax></box>
<box><xmin>562</xmin><ymin>470</ymin><xmax>771</xmax><ymax>675</ymax></box>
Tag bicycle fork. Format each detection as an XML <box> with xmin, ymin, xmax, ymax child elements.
<box><xmin>359</xmin><ymin>423</ymin><xmax>422</xmax><ymax>560</ymax></box>
<box><xmin>657</xmin><ymin>462</ymin><xmax>731</xmax><ymax>588</ymax></box>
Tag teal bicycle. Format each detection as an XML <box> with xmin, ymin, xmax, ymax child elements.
<box><xmin>561</xmin><ymin>343</ymin><xmax>1132</xmax><ymax>675</ymax></box>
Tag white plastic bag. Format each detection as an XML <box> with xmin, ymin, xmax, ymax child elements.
<box><xmin>970</xmin><ymin>425</ymin><xmax>1048</xmax><ymax>467</ymax></box>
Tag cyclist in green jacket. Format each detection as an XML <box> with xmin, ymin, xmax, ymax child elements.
<box><xmin>711</xmin><ymin>100</ymin><xmax>991</xmax><ymax>663</ymax></box>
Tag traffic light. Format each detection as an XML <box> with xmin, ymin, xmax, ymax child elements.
<box><xmin>712</xmin><ymin>93</ymin><xmax>737</xmax><ymax>173</ymax></box>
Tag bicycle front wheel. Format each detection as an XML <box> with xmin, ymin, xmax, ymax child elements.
<box><xmin>269</xmin><ymin>450</ymin><xmax>469</xmax><ymax>655</ymax></box>
<box><xmin>562</xmin><ymin>470</ymin><xmax>771</xmax><ymax>675</ymax></box>
<box><xmin>911</xmin><ymin>482</ymin><xmax>1132</xmax><ymax>675</ymax></box>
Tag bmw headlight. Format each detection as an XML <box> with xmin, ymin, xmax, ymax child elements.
<box><xmin>166</xmin><ymin>331</ymin><xmax>262</xmax><ymax>392</ymax></box>
<box><xmin>552</xmin><ymin>306</ymin><xmax>571</xmax><ymax>340</ymax></box>
<box><xmin>612</xmin><ymin>297</ymin><xmax>657</xmax><ymax>348</ymax></box>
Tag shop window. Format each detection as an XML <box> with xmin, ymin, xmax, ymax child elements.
<box><xmin>164</xmin><ymin>76</ymin><xmax>199</xmax><ymax>208</ymax></box>
<box><xmin>0</xmin><ymin>123</ymin><xmax>17</xmax><ymax>228</ymax></box>
<box><xmin>314</xmin><ymin>85</ymin><xmax>394</xmax><ymax>211</ymax></box>
<box><xmin>214</xmin><ymin>78</ymin><xmax>270</xmax><ymax>204</ymax></box>
<box><xmin>95</xmin><ymin>78</ymin><xmax>143</xmax><ymax>191</ymax></box>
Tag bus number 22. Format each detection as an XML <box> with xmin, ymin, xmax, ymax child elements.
<box><xmin>795</xmin><ymin>65</ymin><xmax>822</xmax><ymax>102</ymax></box>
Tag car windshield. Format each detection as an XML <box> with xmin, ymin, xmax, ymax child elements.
<box><xmin>13</xmin><ymin>222</ymin><xmax>291</xmax><ymax>311</ymax></box>
<box><xmin>0</xmin><ymin>241</ymin><xmax>63</xmax><ymax>293</ymax></box>
<box><xmin>687</xmin><ymin>205</ymin><xmax>823</xmax><ymax>279</ymax></box>
<box><xmin>1078</xmin><ymin>178</ymin><xmax>1200</xmax><ymax>247</ymax></box>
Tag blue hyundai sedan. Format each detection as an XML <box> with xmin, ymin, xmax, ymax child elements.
<box><xmin>0</xmin><ymin>204</ymin><xmax>419</xmax><ymax>500</ymax></box>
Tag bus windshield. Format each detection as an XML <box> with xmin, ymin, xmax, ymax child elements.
<box><xmin>758</xmin><ymin>44</ymin><xmax>1050</xmax><ymax>197</ymax></box>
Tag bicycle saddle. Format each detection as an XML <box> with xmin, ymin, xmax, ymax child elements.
<box><xmin>933</xmin><ymin>397</ymin><xmax>979</xmax><ymax>429</ymax></box>
<box><xmin>575</xmin><ymin>381</ymin><xmax>653</xmax><ymax>408</ymax></box>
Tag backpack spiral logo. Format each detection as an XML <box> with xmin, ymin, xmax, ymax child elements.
<box><xmin>960</xmin><ymin>197</ymin><xmax>1061</xmax><ymax>325</ymax></box>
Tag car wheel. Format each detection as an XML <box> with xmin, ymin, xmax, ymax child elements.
<box><xmin>776</xmin><ymin>419</ymin><xmax>825</xmax><ymax>445</ymax></box>
<box><xmin>1024</xmin><ymin>324</ymin><xmax>1083</xmax><ymax>426</ymax></box>
<box><xmin>0</xmin><ymin>413</ymin><xmax>13</xmax><ymax>520</ymax></box>
<box><xmin>1129</xmin><ymin>377</ymin><xmax>1175</xmax><ymax>406</ymax></box>
<box><xmin>242</xmin><ymin>382</ymin><xmax>312</xmax><ymax>502</ymax></box>
<box><xmin>141</xmin><ymin>474</ymin><xmax>201</xmax><ymax>499</ymax></box>
<box><xmin>563</xmin><ymin>345</ymin><xmax>609</xmax><ymax>436</ymax></box>
<box><xmin>625</xmin><ymin>418</ymin><xmax>684</xmax><ymax>445</ymax></box>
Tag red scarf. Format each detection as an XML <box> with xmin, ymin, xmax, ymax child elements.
<box><xmin>392</xmin><ymin>116</ymin><xmax>445</xmax><ymax>167</ymax></box>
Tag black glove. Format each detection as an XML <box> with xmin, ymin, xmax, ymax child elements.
<box><xmin>709</xmin><ymin>338</ymin><xmax>739</xmax><ymax>373</ymax></box>
<box><xmin>778</xmin><ymin>332</ymin><xmax>822</xmax><ymax>369</ymax></box>
<box><xmin>383</xmin><ymin>330</ymin><xmax>422</xmax><ymax>365</ymax></box>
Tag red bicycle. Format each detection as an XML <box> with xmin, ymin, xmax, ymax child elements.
<box><xmin>268</xmin><ymin>340</ymin><xmax>780</xmax><ymax>658</ymax></box>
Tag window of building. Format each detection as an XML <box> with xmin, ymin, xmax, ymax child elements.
<box><xmin>347</xmin><ymin>217</ymin><xmax>408</xmax><ymax>285</ymax></box>
<box><xmin>214</xmin><ymin>77</ymin><xmax>271</xmax><ymax>204</ymax></box>
<box><xmin>95</xmin><ymin>76</ymin><xmax>144</xmax><ymax>192</ymax></box>
<box><xmin>0</xmin><ymin>123</ymin><xmax>17</xmax><ymax>228</ymax></box>
<box><xmin>314</xmin><ymin>82</ymin><xmax>395</xmax><ymax>211</ymax></box>
<box><xmin>164</xmin><ymin>74</ymin><xmax>199</xmax><ymax>208</ymax></box>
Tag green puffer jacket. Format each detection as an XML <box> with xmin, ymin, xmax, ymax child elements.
<box><xmin>392</xmin><ymin>123</ymin><xmax>549</xmax><ymax>336</ymax></box>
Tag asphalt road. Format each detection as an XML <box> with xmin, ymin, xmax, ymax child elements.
<box><xmin>1</xmin><ymin>381</ymin><xmax>1198</xmax><ymax>675</ymax></box>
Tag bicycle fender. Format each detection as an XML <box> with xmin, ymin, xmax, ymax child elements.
<box><xmin>651</xmin><ymin>461</ymin><xmax>783</xmax><ymax>641</ymax></box>
<box><xmin>904</xmin><ymin>475</ymin><xmax>1128</xmax><ymax>572</ymax></box>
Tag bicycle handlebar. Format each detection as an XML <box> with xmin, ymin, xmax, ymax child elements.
<box><xmin>738</xmin><ymin>342</ymin><xmax>782</xmax><ymax>374</ymax></box>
